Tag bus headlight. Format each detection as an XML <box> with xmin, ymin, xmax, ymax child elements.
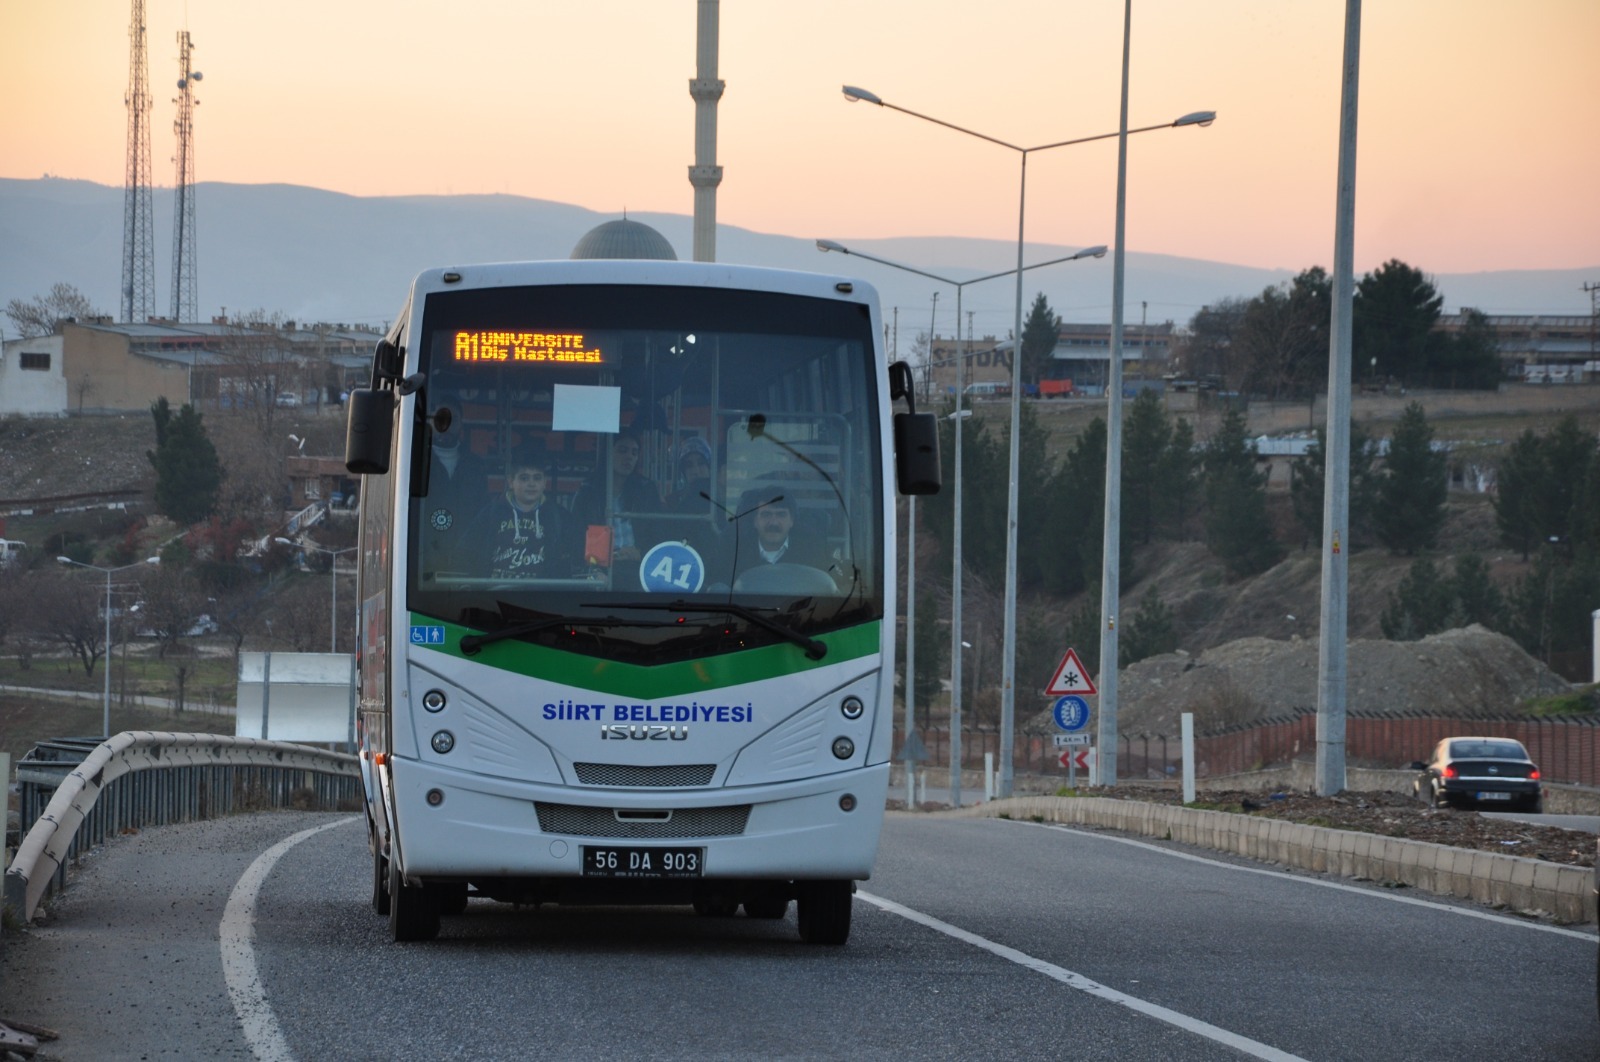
<box><xmin>831</xmin><ymin>737</ymin><xmax>855</xmax><ymax>760</ymax></box>
<box><xmin>430</xmin><ymin>730</ymin><xmax>456</xmax><ymax>754</ymax></box>
<box><xmin>840</xmin><ymin>696</ymin><xmax>864</xmax><ymax>720</ymax></box>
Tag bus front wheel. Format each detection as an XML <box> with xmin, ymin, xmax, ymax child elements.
<box><xmin>796</xmin><ymin>881</ymin><xmax>852</xmax><ymax>945</ymax></box>
<box><xmin>371</xmin><ymin>847</ymin><xmax>390</xmax><ymax>916</ymax></box>
<box><xmin>388</xmin><ymin>860</ymin><xmax>441</xmax><ymax>942</ymax></box>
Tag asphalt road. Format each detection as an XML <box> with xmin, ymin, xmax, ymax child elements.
<box><xmin>2</xmin><ymin>810</ymin><xmax>1594</xmax><ymax>1060</ymax></box>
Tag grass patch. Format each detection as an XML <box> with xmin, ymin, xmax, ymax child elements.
<box><xmin>1520</xmin><ymin>684</ymin><xmax>1599</xmax><ymax>717</ymax></box>
<box><xmin>0</xmin><ymin>690</ymin><xmax>235</xmax><ymax>766</ymax></box>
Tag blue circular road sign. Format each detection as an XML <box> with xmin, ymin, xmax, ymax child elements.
<box><xmin>1053</xmin><ymin>695</ymin><xmax>1091</xmax><ymax>732</ymax></box>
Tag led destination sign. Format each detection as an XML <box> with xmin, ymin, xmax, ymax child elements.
<box><xmin>452</xmin><ymin>330</ymin><xmax>603</xmax><ymax>364</ymax></box>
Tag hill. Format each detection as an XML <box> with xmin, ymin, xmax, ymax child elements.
<box><xmin>2</xmin><ymin>177</ymin><xmax>1594</xmax><ymax>334</ymax></box>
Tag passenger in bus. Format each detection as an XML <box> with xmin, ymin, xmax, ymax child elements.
<box><xmin>572</xmin><ymin>429</ymin><xmax>663</xmax><ymax>587</ymax></box>
<box><xmin>462</xmin><ymin>446</ymin><xmax>575</xmax><ymax>580</ymax></box>
<box><xmin>665</xmin><ymin>435</ymin><xmax>715</xmax><ymax>514</ymax></box>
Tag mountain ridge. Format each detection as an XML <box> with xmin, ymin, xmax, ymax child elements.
<box><xmin>3</xmin><ymin>177</ymin><xmax>1593</xmax><ymax>332</ymax></box>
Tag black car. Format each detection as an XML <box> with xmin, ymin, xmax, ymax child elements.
<box><xmin>1410</xmin><ymin>736</ymin><xmax>1543</xmax><ymax>812</ymax></box>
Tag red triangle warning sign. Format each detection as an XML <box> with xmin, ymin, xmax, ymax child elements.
<box><xmin>1044</xmin><ymin>647</ymin><xmax>1097</xmax><ymax>696</ymax></box>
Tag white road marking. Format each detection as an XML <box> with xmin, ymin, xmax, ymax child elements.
<box><xmin>858</xmin><ymin>889</ymin><xmax>1308</xmax><ymax>1062</ymax></box>
<box><xmin>221</xmin><ymin>816</ymin><xmax>361</xmax><ymax>1061</ymax></box>
<box><xmin>1015</xmin><ymin>818</ymin><xmax>1596</xmax><ymax>942</ymax></box>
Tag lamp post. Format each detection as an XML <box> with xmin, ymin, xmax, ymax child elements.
<box><xmin>816</xmin><ymin>239</ymin><xmax>1105</xmax><ymax>806</ymax></box>
<box><xmin>276</xmin><ymin>538</ymin><xmax>357</xmax><ymax>652</ymax></box>
<box><xmin>842</xmin><ymin>84</ymin><xmax>1213</xmax><ymax>795</ymax></box>
<box><xmin>56</xmin><ymin>555</ymin><xmax>160</xmax><ymax>737</ymax></box>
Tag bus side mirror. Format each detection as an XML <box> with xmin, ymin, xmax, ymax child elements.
<box><xmin>345</xmin><ymin>389</ymin><xmax>395</xmax><ymax>475</ymax></box>
<box><xmin>893</xmin><ymin>411</ymin><xmax>941</xmax><ymax>496</ymax></box>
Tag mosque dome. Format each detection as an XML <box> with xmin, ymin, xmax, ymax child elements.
<box><xmin>569</xmin><ymin>218</ymin><xmax>678</xmax><ymax>261</ymax></box>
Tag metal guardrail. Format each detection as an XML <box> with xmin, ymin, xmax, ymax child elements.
<box><xmin>4</xmin><ymin>731</ymin><xmax>361</xmax><ymax>925</ymax></box>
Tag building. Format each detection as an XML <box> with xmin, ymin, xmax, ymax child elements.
<box><xmin>1435</xmin><ymin>311</ymin><xmax>1599</xmax><ymax>383</ymax></box>
<box><xmin>0</xmin><ymin>334</ymin><xmax>67</xmax><ymax>416</ymax></box>
<box><xmin>925</xmin><ymin>321</ymin><xmax>1175</xmax><ymax>398</ymax></box>
<box><xmin>25</xmin><ymin>318</ymin><xmax>381</xmax><ymax>415</ymax></box>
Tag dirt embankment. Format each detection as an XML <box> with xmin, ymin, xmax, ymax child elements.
<box><xmin>1079</xmin><ymin>625</ymin><xmax>1571</xmax><ymax>737</ymax></box>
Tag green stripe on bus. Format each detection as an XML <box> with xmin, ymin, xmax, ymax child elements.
<box><xmin>407</xmin><ymin>615</ymin><xmax>880</xmax><ymax>697</ymax></box>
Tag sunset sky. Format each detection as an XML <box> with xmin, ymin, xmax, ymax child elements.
<box><xmin>3</xmin><ymin>1</ymin><xmax>1597</xmax><ymax>279</ymax></box>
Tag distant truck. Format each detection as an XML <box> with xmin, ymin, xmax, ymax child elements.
<box><xmin>1039</xmin><ymin>379</ymin><xmax>1075</xmax><ymax>398</ymax></box>
<box><xmin>0</xmin><ymin>539</ymin><xmax>27</xmax><ymax>569</ymax></box>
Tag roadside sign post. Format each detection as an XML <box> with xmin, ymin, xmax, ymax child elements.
<box><xmin>1047</xmin><ymin>650</ymin><xmax>1096</xmax><ymax>789</ymax></box>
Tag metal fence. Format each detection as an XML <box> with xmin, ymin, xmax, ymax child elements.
<box><xmin>5</xmin><ymin>731</ymin><xmax>362</xmax><ymax>924</ymax></box>
<box><xmin>902</xmin><ymin>711</ymin><xmax>1600</xmax><ymax>786</ymax></box>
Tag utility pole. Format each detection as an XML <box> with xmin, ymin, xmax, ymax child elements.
<box><xmin>170</xmin><ymin>30</ymin><xmax>203</xmax><ymax>323</ymax></box>
<box><xmin>1583</xmin><ymin>282</ymin><xmax>1598</xmax><ymax>363</ymax></box>
<box><xmin>121</xmin><ymin>0</ymin><xmax>156</xmax><ymax>324</ymax></box>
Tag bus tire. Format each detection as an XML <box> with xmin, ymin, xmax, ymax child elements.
<box><xmin>796</xmin><ymin>881</ymin><xmax>852</xmax><ymax>945</ymax></box>
<box><xmin>371</xmin><ymin>847</ymin><xmax>390</xmax><ymax>917</ymax></box>
<box><xmin>438</xmin><ymin>882</ymin><xmax>470</xmax><ymax>916</ymax></box>
<box><xmin>388</xmin><ymin>860</ymin><xmax>441</xmax><ymax>942</ymax></box>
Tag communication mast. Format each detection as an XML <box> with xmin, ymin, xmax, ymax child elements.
<box><xmin>170</xmin><ymin>31</ymin><xmax>202</xmax><ymax>323</ymax></box>
<box><xmin>120</xmin><ymin>0</ymin><xmax>156</xmax><ymax>323</ymax></box>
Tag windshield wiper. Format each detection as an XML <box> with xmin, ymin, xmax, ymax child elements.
<box><xmin>591</xmin><ymin>600</ymin><xmax>827</xmax><ymax>661</ymax></box>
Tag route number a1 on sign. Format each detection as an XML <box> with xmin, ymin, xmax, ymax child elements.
<box><xmin>1044</xmin><ymin>647</ymin><xmax>1096</xmax><ymax>696</ymax></box>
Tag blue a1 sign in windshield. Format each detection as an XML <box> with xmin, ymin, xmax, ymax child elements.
<box><xmin>1053</xmin><ymin>695</ymin><xmax>1091</xmax><ymax>732</ymax></box>
<box><xmin>639</xmin><ymin>541</ymin><xmax>706</xmax><ymax>594</ymax></box>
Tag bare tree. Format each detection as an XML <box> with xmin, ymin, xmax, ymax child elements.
<box><xmin>4</xmin><ymin>282</ymin><xmax>103</xmax><ymax>338</ymax></box>
<box><xmin>137</xmin><ymin>565</ymin><xmax>207</xmax><ymax>660</ymax></box>
<box><xmin>263</xmin><ymin>577</ymin><xmax>331</xmax><ymax>651</ymax></box>
<box><xmin>34</xmin><ymin>571</ymin><xmax>108</xmax><ymax>676</ymax></box>
<box><xmin>213</xmin><ymin>312</ymin><xmax>295</xmax><ymax>437</ymax></box>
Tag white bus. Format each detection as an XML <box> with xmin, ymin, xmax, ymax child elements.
<box><xmin>345</xmin><ymin>259</ymin><xmax>938</xmax><ymax>943</ymax></box>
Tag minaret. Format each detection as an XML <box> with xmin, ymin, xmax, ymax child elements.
<box><xmin>688</xmin><ymin>0</ymin><xmax>724</xmax><ymax>263</ymax></box>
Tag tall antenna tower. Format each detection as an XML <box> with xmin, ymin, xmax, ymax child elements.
<box><xmin>170</xmin><ymin>31</ymin><xmax>202</xmax><ymax>323</ymax></box>
<box><xmin>120</xmin><ymin>0</ymin><xmax>156</xmax><ymax>323</ymax></box>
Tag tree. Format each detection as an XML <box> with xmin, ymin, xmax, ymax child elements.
<box><xmin>34</xmin><ymin>571</ymin><xmax>108</xmax><ymax>676</ymax></box>
<box><xmin>1176</xmin><ymin>298</ymin><xmax>1249</xmax><ymax>390</ymax></box>
<box><xmin>1428</xmin><ymin>309</ymin><xmax>1502</xmax><ymax>390</ymax></box>
<box><xmin>1041</xmin><ymin>417</ymin><xmax>1108</xmax><ymax>596</ymax></box>
<box><xmin>1121</xmin><ymin>390</ymin><xmax>1172</xmax><ymax>545</ymax></box>
<box><xmin>1373</xmin><ymin>402</ymin><xmax>1447</xmax><ymax>555</ymax></box>
<box><xmin>1353</xmin><ymin>259</ymin><xmax>1443</xmax><ymax>387</ymax></box>
<box><xmin>912</xmin><ymin>588</ymin><xmax>944</xmax><ymax>707</ymax></box>
<box><xmin>148</xmin><ymin>398</ymin><xmax>223</xmax><ymax>526</ymax></box>
<box><xmin>1234</xmin><ymin>267</ymin><xmax>1330</xmax><ymax>399</ymax></box>
<box><xmin>1507</xmin><ymin>547</ymin><xmax>1600</xmax><ymax>668</ymax></box>
<box><xmin>1289</xmin><ymin>422</ymin><xmax>1380</xmax><ymax>549</ymax></box>
<box><xmin>1493</xmin><ymin>428</ymin><xmax>1546</xmax><ymax>560</ymax></box>
<box><xmin>1160</xmin><ymin>418</ymin><xmax>1199</xmax><ymax>541</ymax></box>
<box><xmin>1019</xmin><ymin>292</ymin><xmax>1060</xmax><ymax>389</ymax></box>
<box><xmin>1380</xmin><ymin>557</ymin><xmax>1453</xmax><ymax>641</ymax></box>
<box><xmin>1121</xmin><ymin>592</ymin><xmax>1176</xmax><ymax>666</ymax></box>
<box><xmin>1201</xmin><ymin>411</ymin><xmax>1282</xmax><ymax>577</ymax></box>
<box><xmin>1449</xmin><ymin>554</ymin><xmax>1504</xmax><ymax>630</ymax></box>
<box><xmin>4</xmin><ymin>282</ymin><xmax>101</xmax><ymax>337</ymax></box>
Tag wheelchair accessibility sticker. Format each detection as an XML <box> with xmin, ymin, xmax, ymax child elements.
<box><xmin>410</xmin><ymin>625</ymin><xmax>446</xmax><ymax>645</ymax></box>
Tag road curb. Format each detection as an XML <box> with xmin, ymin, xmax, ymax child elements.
<box><xmin>941</xmin><ymin>796</ymin><xmax>1596</xmax><ymax>925</ymax></box>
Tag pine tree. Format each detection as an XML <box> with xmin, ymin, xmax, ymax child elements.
<box><xmin>1373</xmin><ymin>402</ymin><xmax>1447</xmax><ymax>555</ymax></box>
<box><xmin>1289</xmin><ymin>421</ymin><xmax>1379</xmax><ymax>549</ymax></box>
<box><xmin>1121</xmin><ymin>592</ymin><xmax>1176</xmax><ymax>666</ymax></box>
<box><xmin>1449</xmin><ymin>554</ymin><xmax>1504</xmax><ymax>630</ymax></box>
<box><xmin>1380</xmin><ymin>557</ymin><xmax>1453</xmax><ymax>641</ymax></box>
<box><xmin>1202</xmin><ymin>411</ymin><xmax>1283</xmax><ymax>577</ymax></box>
<box><xmin>147</xmin><ymin>398</ymin><xmax>223</xmax><ymax>526</ymax></box>
<box><xmin>1121</xmin><ymin>390</ymin><xmax>1172</xmax><ymax>545</ymax></box>
<box><xmin>1019</xmin><ymin>292</ymin><xmax>1060</xmax><ymax>389</ymax></box>
<box><xmin>1492</xmin><ymin>428</ymin><xmax>1545</xmax><ymax>560</ymax></box>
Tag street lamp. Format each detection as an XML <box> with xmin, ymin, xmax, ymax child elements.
<box><xmin>843</xmin><ymin>83</ymin><xmax>1213</xmax><ymax>796</ymax></box>
<box><xmin>56</xmin><ymin>555</ymin><xmax>160</xmax><ymax>738</ymax></box>
<box><xmin>816</xmin><ymin>239</ymin><xmax>1105</xmax><ymax>806</ymax></box>
<box><xmin>275</xmin><ymin>538</ymin><xmax>357</xmax><ymax>652</ymax></box>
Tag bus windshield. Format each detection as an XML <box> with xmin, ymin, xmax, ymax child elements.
<box><xmin>406</xmin><ymin>281</ymin><xmax>885</xmax><ymax>665</ymax></box>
